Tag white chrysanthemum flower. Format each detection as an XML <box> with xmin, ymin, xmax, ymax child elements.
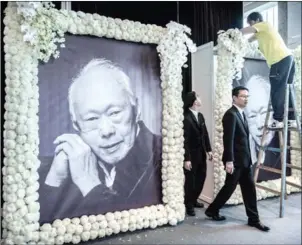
<box><xmin>64</xmin><ymin>233</ymin><xmax>73</xmax><ymax>243</ymax></box>
<box><xmin>99</xmin><ymin>219</ymin><xmax>108</xmax><ymax>229</ymax></box>
<box><xmin>96</xmin><ymin>214</ymin><xmax>105</xmax><ymax>222</ymax></box>
<box><xmin>83</xmin><ymin>223</ymin><xmax>92</xmax><ymax>231</ymax></box>
<box><xmin>80</xmin><ymin>215</ymin><xmax>89</xmax><ymax>225</ymax></box>
<box><xmin>57</xmin><ymin>225</ymin><xmax>67</xmax><ymax>236</ymax></box>
<box><xmin>74</xmin><ymin>225</ymin><xmax>83</xmax><ymax>235</ymax></box>
<box><xmin>72</xmin><ymin>235</ymin><xmax>81</xmax><ymax>244</ymax></box>
<box><xmin>66</xmin><ymin>223</ymin><xmax>76</xmax><ymax>234</ymax></box>
<box><xmin>98</xmin><ymin>229</ymin><xmax>106</xmax><ymax>238</ymax></box>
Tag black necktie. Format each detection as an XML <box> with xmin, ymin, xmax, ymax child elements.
<box><xmin>242</xmin><ymin>112</ymin><xmax>247</xmax><ymax>126</ymax></box>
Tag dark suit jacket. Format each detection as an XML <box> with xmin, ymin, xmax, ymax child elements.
<box><xmin>222</xmin><ymin>105</ymin><xmax>251</xmax><ymax>168</ymax></box>
<box><xmin>184</xmin><ymin>110</ymin><xmax>212</xmax><ymax>164</ymax></box>
<box><xmin>38</xmin><ymin>121</ymin><xmax>162</xmax><ymax>224</ymax></box>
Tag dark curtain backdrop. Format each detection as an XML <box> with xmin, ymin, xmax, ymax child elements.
<box><xmin>1</xmin><ymin>0</ymin><xmax>242</xmax><ymax>206</ymax></box>
<box><xmin>70</xmin><ymin>1</ymin><xmax>243</xmax><ymax>94</ymax></box>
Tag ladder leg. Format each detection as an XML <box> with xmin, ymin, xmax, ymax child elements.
<box><xmin>280</xmin><ymin>84</ymin><xmax>290</xmax><ymax>218</ymax></box>
<box><xmin>278</xmin><ymin>131</ymin><xmax>288</xmax><ymax>201</ymax></box>
<box><xmin>289</xmin><ymin>84</ymin><xmax>302</xmax><ymax>145</ymax></box>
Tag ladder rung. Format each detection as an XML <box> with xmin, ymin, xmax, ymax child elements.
<box><xmin>286</xmin><ymin>181</ymin><xmax>302</xmax><ymax>189</ymax></box>
<box><xmin>266</xmin><ymin>127</ymin><xmax>300</xmax><ymax>132</ymax></box>
<box><xmin>257</xmin><ymin>165</ymin><xmax>282</xmax><ymax>174</ymax></box>
<box><xmin>260</xmin><ymin>146</ymin><xmax>281</xmax><ymax>152</ymax></box>
<box><xmin>267</xmin><ymin>108</ymin><xmax>294</xmax><ymax>112</ymax></box>
<box><xmin>259</xmin><ymin>146</ymin><xmax>301</xmax><ymax>152</ymax></box>
<box><xmin>255</xmin><ymin>184</ymin><xmax>281</xmax><ymax>195</ymax></box>
<box><xmin>289</xmin><ymin>146</ymin><xmax>301</xmax><ymax>151</ymax></box>
<box><xmin>286</xmin><ymin>164</ymin><xmax>302</xmax><ymax>170</ymax></box>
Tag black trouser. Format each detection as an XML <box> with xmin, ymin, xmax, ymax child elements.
<box><xmin>269</xmin><ymin>55</ymin><xmax>296</xmax><ymax>122</ymax></box>
<box><xmin>207</xmin><ymin>166</ymin><xmax>260</xmax><ymax>223</ymax></box>
<box><xmin>184</xmin><ymin>151</ymin><xmax>207</xmax><ymax>210</ymax></box>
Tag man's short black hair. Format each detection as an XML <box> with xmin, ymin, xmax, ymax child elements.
<box><xmin>184</xmin><ymin>91</ymin><xmax>197</xmax><ymax>109</ymax></box>
<box><xmin>232</xmin><ymin>86</ymin><xmax>249</xmax><ymax>97</ymax></box>
<box><xmin>247</xmin><ymin>12</ymin><xmax>264</xmax><ymax>22</ymax></box>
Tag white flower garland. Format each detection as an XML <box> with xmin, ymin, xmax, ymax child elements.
<box><xmin>16</xmin><ymin>1</ymin><xmax>66</xmax><ymax>62</ymax></box>
<box><xmin>2</xmin><ymin>2</ymin><xmax>196</xmax><ymax>244</ymax></box>
<box><xmin>213</xmin><ymin>29</ymin><xmax>301</xmax><ymax>205</ymax></box>
<box><xmin>290</xmin><ymin>46</ymin><xmax>301</xmax><ymax>182</ymax></box>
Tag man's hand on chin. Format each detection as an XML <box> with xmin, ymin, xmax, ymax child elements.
<box><xmin>48</xmin><ymin>133</ymin><xmax>102</xmax><ymax>197</ymax></box>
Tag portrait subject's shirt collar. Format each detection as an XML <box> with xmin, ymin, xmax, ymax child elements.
<box><xmin>98</xmin><ymin>163</ymin><xmax>116</xmax><ymax>188</ymax></box>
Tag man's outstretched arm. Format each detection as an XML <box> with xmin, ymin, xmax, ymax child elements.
<box><xmin>240</xmin><ymin>26</ymin><xmax>257</xmax><ymax>35</ymax></box>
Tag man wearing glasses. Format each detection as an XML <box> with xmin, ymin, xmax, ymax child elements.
<box><xmin>38</xmin><ymin>59</ymin><xmax>162</xmax><ymax>223</ymax></box>
<box><xmin>205</xmin><ymin>86</ymin><xmax>270</xmax><ymax>232</ymax></box>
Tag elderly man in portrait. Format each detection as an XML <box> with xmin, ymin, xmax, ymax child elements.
<box><xmin>38</xmin><ymin>59</ymin><xmax>162</xmax><ymax>223</ymax></box>
<box><xmin>244</xmin><ymin>75</ymin><xmax>275</xmax><ymax>165</ymax></box>
<box><xmin>244</xmin><ymin>75</ymin><xmax>288</xmax><ymax>181</ymax></box>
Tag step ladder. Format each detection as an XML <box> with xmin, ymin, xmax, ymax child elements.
<box><xmin>253</xmin><ymin>83</ymin><xmax>302</xmax><ymax>218</ymax></box>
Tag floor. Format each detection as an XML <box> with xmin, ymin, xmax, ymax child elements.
<box><xmin>86</xmin><ymin>193</ymin><xmax>301</xmax><ymax>245</ymax></box>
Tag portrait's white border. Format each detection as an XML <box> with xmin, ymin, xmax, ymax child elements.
<box><xmin>2</xmin><ymin>2</ymin><xmax>196</xmax><ymax>244</ymax></box>
<box><xmin>213</xmin><ymin>29</ymin><xmax>301</xmax><ymax>205</ymax></box>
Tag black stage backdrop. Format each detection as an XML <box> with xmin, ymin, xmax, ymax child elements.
<box><xmin>71</xmin><ymin>1</ymin><xmax>243</xmax><ymax>97</ymax></box>
<box><xmin>1</xmin><ymin>0</ymin><xmax>243</xmax><ymax>207</ymax></box>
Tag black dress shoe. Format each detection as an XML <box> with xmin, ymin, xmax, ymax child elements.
<box><xmin>205</xmin><ymin>210</ymin><xmax>226</xmax><ymax>221</ymax></box>
<box><xmin>186</xmin><ymin>209</ymin><xmax>196</xmax><ymax>216</ymax></box>
<box><xmin>248</xmin><ymin>222</ymin><xmax>270</xmax><ymax>232</ymax></box>
<box><xmin>195</xmin><ymin>202</ymin><xmax>204</xmax><ymax>208</ymax></box>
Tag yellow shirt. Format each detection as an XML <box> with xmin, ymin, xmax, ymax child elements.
<box><xmin>253</xmin><ymin>22</ymin><xmax>290</xmax><ymax>66</ymax></box>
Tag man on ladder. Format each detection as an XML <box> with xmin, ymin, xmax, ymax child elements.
<box><xmin>240</xmin><ymin>12</ymin><xmax>301</xmax><ymax>218</ymax></box>
<box><xmin>240</xmin><ymin>12</ymin><xmax>297</xmax><ymax>129</ymax></box>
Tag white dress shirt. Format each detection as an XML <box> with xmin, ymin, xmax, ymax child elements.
<box><xmin>189</xmin><ymin>108</ymin><xmax>199</xmax><ymax>122</ymax></box>
<box><xmin>233</xmin><ymin>104</ymin><xmax>245</xmax><ymax>122</ymax></box>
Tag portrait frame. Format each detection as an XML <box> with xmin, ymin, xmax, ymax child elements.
<box><xmin>2</xmin><ymin>2</ymin><xmax>196</xmax><ymax>244</ymax></box>
<box><xmin>212</xmin><ymin>29</ymin><xmax>301</xmax><ymax>205</ymax></box>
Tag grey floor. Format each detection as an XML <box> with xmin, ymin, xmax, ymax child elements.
<box><xmin>87</xmin><ymin>193</ymin><xmax>301</xmax><ymax>245</ymax></box>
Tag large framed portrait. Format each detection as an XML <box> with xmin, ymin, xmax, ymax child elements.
<box><xmin>38</xmin><ymin>35</ymin><xmax>163</xmax><ymax>224</ymax></box>
<box><xmin>2</xmin><ymin>2</ymin><xmax>196</xmax><ymax>244</ymax></box>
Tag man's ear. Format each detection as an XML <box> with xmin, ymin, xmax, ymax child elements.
<box><xmin>72</xmin><ymin>120</ymin><xmax>80</xmax><ymax>132</ymax></box>
<box><xmin>134</xmin><ymin>98</ymin><xmax>141</xmax><ymax>123</ymax></box>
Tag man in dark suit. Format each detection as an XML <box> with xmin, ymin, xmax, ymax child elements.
<box><xmin>183</xmin><ymin>91</ymin><xmax>213</xmax><ymax>216</ymax></box>
<box><xmin>205</xmin><ymin>86</ymin><xmax>270</xmax><ymax>232</ymax></box>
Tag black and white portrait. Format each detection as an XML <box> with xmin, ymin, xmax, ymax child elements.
<box><xmin>233</xmin><ymin>58</ymin><xmax>291</xmax><ymax>182</ymax></box>
<box><xmin>37</xmin><ymin>35</ymin><xmax>163</xmax><ymax>224</ymax></box>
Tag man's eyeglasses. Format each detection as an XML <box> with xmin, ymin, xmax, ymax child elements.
<box><xmin>238</xmin><ymin>95</ymin><xmax>249</xmax><ymax>99</ymax></box>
